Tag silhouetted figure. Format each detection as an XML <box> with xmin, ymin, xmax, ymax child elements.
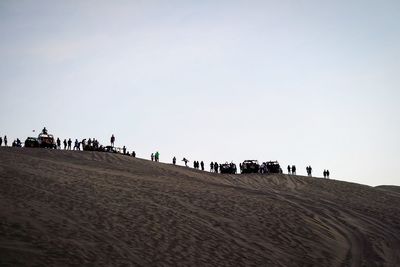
<box><xmin>193</xmin><ymin>161</ymin><xmax>197</xmax><ymax>168</ymax></box>
<box><xmin>155</xmin><ymin>151</ymin><xmax>160</xmax><ymax>162</ymax></box>
<box><xmin>292</xmin><ymin>165</ymin><xmax>296</xmax><ymax>175</ymax></box>
<box><xmin>123</xmin><ymin>146</ymin><xmax>127</xmax><ymax>155</ymax></box>
<box><xmin>56</xmin><ymin>138</ymin><xmax>61</xmax><ymax>149</ymax></box>
<box><xmin>74</xmin><ymin>139</ymin><xmax>80</xmax><ymax>150</ymax></box>
<box><xmin>4</xmin><ymin>135</ymin><xmax>7</xmax><ymax>146</ymax></box>
<box><xmin>67</xmin><ymin>138</ymin><xmax>72</xmax><ymax>150</ymax></box>
<box><xmin>0</xmin><ymin>136</ymin><xmax>2</xmax><ymax>146</ymax></box>
<box><xmin>326</xmin><ymin>170</ymin><xmax>330</xmax><ymax>179</ymax></box>
<box><xmin>323</xmin><ymin>170</ymin><xmax>327</xmax><ymax>178</ymax></box>
<box><xmin>210</xmin><ymin>162</ymin><xmax>214</xmax><ymax>172</ymax></box>
<box><xmin>88</xmin><ymin>138</ymin><xmax>92</xmax><ymax>146</ymax></box>
<box><xmin>214</xmin><ymin>162</ymin><xmax>219</xmax><ymax>173</ymax></box>
<box><xmin>110</xmin><ymin>134</ymin><xmax>115</xmax><ymax>147</ymax></box>
<box><xmin>173</xmin><ymin>157</ymin><xmax>176</xmax><ymax>165</ymax></box>
<box><xmin>287</xmin><ymin>165</ymin><xmax>291</xmax><ymax>174</ymax></box>
<box><xmin>307</xmin><ymin>166</ymin><xmax>312</xmax><ymax>176</ymax></box>
<box><xmin>182</xmin><ymin>158</ymin><xmax>189</xmax><ymax>167</ymax></box>
<box><xmin>239</xmin><ymin>163</ymin><xmax>242</xmax><ymax>173</ymax></box>
<box><xmin>132</xmin><ymin>151</ymin><xmax>136</xmax><ymax>157</ymax></box>
<box><xmin>200</xmin><ymin>161</ymin><xmax>204</xmax><ymax>171</ymax></box>
<box><xmin>42</xmin><ymin>127</ymin><xmax>48</xmax><ymax>134</ymax></box>
<box><xmin>151</xmin><ymin>153</ymin><xmax>154</xmax><ymax>161</ymax></box>
<box><xmin>63</xmin><ymin>139</ymin><xmax>67</xmax><ymax>150</ymax></box>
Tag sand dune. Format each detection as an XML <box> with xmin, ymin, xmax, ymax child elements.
<box><xmin>0</xmin><ymin>147</ymin><xmax>399</xmax><ymax>266</ymax></box>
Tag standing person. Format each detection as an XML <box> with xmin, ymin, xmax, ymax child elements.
<box><xmin>155</xmin><ymin>151</ymin><xmax>160</xmax><ymax>162</ymax></box>
<box><xmin>173</xmin><ymin>157</ymin><xmax>176</xmax><ymax>165</ymax></box>
<box><xmin>110</xmin><ymin>134</ymin><xmax>115</xmax><ymax>147</ymax></box>
<box><xmin>292</xmin><ymin>165</ymin><xmax>296</xmax><ymax>175</ymax></box>
<box><xmin>56</xmin><ymin>138</ymin><xmax>61</xmax><ymax>149</ymax></box>
<box><xmin>63</xmin><ymin>139</ymin><xmax>67</xmax><ymax>150</ymax></box>
<box><xmin>193</xmin><ymin>161</ymin><xmax>196</xmax><ymax>168</ymax></box>
<box><xmin>74</xmin><ymin>139</ymin><xmax>80</xmax><ymax>150</ymax></box>
<box><xmin>151</xmin><ymin>153</ymin><xmax>154</xmax><ymax>161</ymax></box>
<box><xmin>123</xmin><ymin>146</ymin><xmax>127</xmax><ymax>155</ymax></box>
<box><xmin>4</xmin><ymin>135</ymin><xmax>7</xmax><ymax>146</ymax></box>
<box><xmin>132</xmin><ymin>151</ymin><xmax>136</xmax><ymax>157</ymax></box>
<box><xmin>323</xmin><ymin>170</ymin><xmax>327</xmax><ymax>178</ymax></box>
<box><xmin>214</xmin><ymin>162</ymin><xmax>219</xmax><ymax>173</ymax></box>
<box><xmin>0</xmin><ymin>136</ymin><xmax>2</xmax><ymax>146</ymax></box>
<box><xmin>287</xmin><ymin>165</ymin><xmax>291</xmax><ymax>174</ymax></box>
<box><xmin>200</xmin><ymin>161</ymin><xmax>204</xmax><ymax>171</ymax></box>
<box><xmin>326</xmin><ymin>170</ymin><xmax>330</xmax><ymax>179</ymax></box>
<box><xmin>309</xmin><ymin>166</ymin><xmax>312</xmax><ymax>176</ymax></box>
<box><xmin>67</xmin><ymin>138</ymin><xmax>72</xmax><ymax>150</ymax></box>
<box><xmin>210</xmin><ymin>162</ymin><xmax>214</xmax><ymax>172</ymax></box>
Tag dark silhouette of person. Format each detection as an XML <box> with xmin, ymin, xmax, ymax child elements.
<box><xmin>323</xmin><ymin>170</ymin><xmax>327</xmax><ymax>178</ymax></box>
<box><xmin>210</xmin><ymin>162</ymin><xmax>214</xmax><ymax>172</ymax></box>
<box><xmin>74</xmin><ymin>139</ymin><xmax>80</xmax><ymax>150</ymax></box>
<box><xmin>0</xmin><ymin>136</ymin><xmax>2</xmax><ymax>146</ymax></box>
<box><xmin>173</xmin><ymin>157</ymin><xmax>176</xmax><ymax>165</ymax></box>
<box><xmin>42</xmin><ymin>127</ymin><xmax>48</xmax><ymax>134</ymax></box>
<box><xmin>155</xmin><ymin>151</ymin><xmax>160</xmax><ymax>162</ymax></box>
<box><xmin>292</xmin><ymin>165</ymin><xmax>296</xmax><ymax>175</ymax></box>
<box><xmin>67</xmin><ymin>138</ymin><xmax>72</xmax><ymax>150</ymax></box>
<box><xmin>110</xmin><ymin>134</ymin><xmax>115</xmax><ymax>147</ymax></box>
<box><xmin>193</xmin><ymin>161</ymin><xmax>196</xmax><ymax>168</ymax></box>
<box><xmin>56</xmin><ymin>138</ymin><xmax>61</xmax><ymax>149</ymax></box>
<box><xmin>4</xmin><ymin>135</ymin><xmax>7</xmax><ymax>146</ymax></box>
<box><xmin>132</xmin><ymin>151</ymin><xmax>136</xmax><ymax>157</ymax></box>
<box><xmin>287</xmin><ymin>165</ymin><xmax>291</xmax><ymax>174</ymax></box>
<box><xmin>182</xmin><ymin>158</ymin><xmax>189</xmax><ymax>166</ymax></box>
<box><xmin>63</xmin><ymin>139</ymin><xmax>67</xmax><ymax>150</ymax></box>
<box><xmin>214</xmin><ymin>162</ymin><xmax>219</xmax><ymax>173</ymax></box>
<box><xmin>151</xmin><ymin>153</ymin><xmax>154</xmax><ymax>161</ymax></box>
<box><xmin>123</xmin><ymin>146</ymin><xmax>126</xmax><ymax>155</ymax></box>
<box><xmin>200</xmin><ymin>161</ymin><xmax>204</xmax><ymax>171</ymax></box>
<box><xmin>326</xmin><ymin>170</ymin><xmax>330</xmax><ymax>179</ymax></box>
<box><xmin>308</xmin><ymin>166</ymin><xmax>312</xmax><ymax>176</ymax></box>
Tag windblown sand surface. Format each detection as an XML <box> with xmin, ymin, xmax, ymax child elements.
<box><xmin>0</xmin><ymin>148</ymin><xmax>399</xmax><ymax>266</ymax></box>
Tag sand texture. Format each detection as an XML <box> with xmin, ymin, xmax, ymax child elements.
<box><xmin>0</xmin><ymin>148</ymin><xmax>399</xmax><ymax>266</ymax></box>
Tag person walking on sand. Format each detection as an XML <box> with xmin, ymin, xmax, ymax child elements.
<box><xmin>200</xmin><ymin>161</ymin><xmax>204</xmax><ymax>171</ymax></box>
<box><xmin>4</xmin><ymin>135</ymin><xmax>7</xmax><ymax>146</ymax></box>
<box><xmin>173</xmin><ymin>157</ymin><xmax>176</xmax><ymax>165</ymax></box>
<box><xmin>155</xmin><ymin>151</ymin><xmax>160</xmax><ymax>162</ymax></box>
<box><xmin>287</xmin><ymin>165</ymin><xmax>291</xmax><ymax>174</ymax></box>
<box><xmin>151</xmin><ymin>153</ymin><xmax>154</xmax><ymax>161</ymax></box>
<box><xmin>182</xmin><ymin>158</ymin><xmax>189</xmax><ymax>167</ymax></box>
<box><xmin>210</xmin><ymin>162</ymin><xmax>214</xmax><ymax>172</ymax></box>
<box><xmin>110</xmin><ymin>134</ymin><xmax>115</xmax><ymax>147</ymax></box>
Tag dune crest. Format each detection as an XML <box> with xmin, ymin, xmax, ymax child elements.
<box><xmin>0</xmin><ymin>148</ymin><xmax>399</xmax><ymax>266</ymax></box>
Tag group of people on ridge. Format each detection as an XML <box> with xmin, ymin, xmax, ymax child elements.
<box><xmin>209</xmin><ymin>162</ymin><xmax>220</xmax><ymax>173</ymax></box>
<box><xmin>287</xmin><ymin>165</ymin><xmax>297</xmax><ymax>175</ymax></box>
<box><xmin>151</xmin><ymin>151</ymin><xmax>160</xmax><ymax>162</ymax></box>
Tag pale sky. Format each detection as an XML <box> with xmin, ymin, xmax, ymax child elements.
<box><xmin>1</xmin><ymin>0</ymin><xmax>399</xmax><ymax>186</ymax></box>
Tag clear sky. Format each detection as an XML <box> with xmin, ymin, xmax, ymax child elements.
<box><xmin>1</xmin><ymin>0</ymin><xmax>399</xmax><ymax>186</ymax></box>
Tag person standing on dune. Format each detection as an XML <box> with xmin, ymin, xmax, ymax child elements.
<box><xmin>287</xmin><ymin>165</ymin><xmax>291</xmax><ymax>174</ymax></box>
<box><xmin>182</xmin><ymin>158</ymin><xmax>189</xmax><ymax>166</ymax></box>
<box><xmin>155</xmin><ymin>151</ymin><xmax>160</xmax><ymax>162</ymax></box>
<box><xmin>326</xmin><ymin>170</ymin><xmax>330</xmax><ymax>179</ymax></box>
<box><xmin>173</xmin><ymin>157</ymin><xmax>176</xmax><ymax>165</ymax></box>
<box><xmin>0</xmin><ymin>136</ymin><xmax>2</xmax><ymax>146</ymax></box>
<box><xmin>201</xmin><ymin>161</ymin><xmax>204</xmax><ymax>171</ymax></box>
<box><xmin>67</xmin><ymin>138</ymin><xmax>72</xmax><ymax>150</ymax></box>
<box><xmin>110</xmin><ymin>134</ymin><xmax>115</xmax><ymax>147</ymax></box>
<box><xmin>210</xmin><ymin>162</ymin><xmax>214</xmax><ymax>172</ymax></box>
<box><xmin>292</xmin><ymin>165</ymin><xmax>296</xmax><ymax>175</ymax></box>
<box><xmin>4</xmin><ymin>135</ymin><xmax>7</xmax><ymax>146</ymax></box>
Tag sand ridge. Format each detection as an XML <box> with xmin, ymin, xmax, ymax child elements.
<box><xmin>0</xmin><ymin>147</ymin><xmax>399</xmax><ymax>266</ymax></box>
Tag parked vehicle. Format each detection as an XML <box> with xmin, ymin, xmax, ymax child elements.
<box><xmin>220</xmin><ymin>162</ymin><xmax>237</xmax><ymax>174</ymax></box>
<box><xmin>37</xmin><ymin>133</ymin><xmax>56</xmax><ymax>148</ymax></box>
<box><xmin>24</xmin><ymin>137</ymin><xmax>40</xmax><ymax>148</ymax></box>
<box><xmin>240</xmin><ymin>160</ymin><xmax>260</xmax><ymax>174</ymax></box>
<box><xmin>260</xmin><ymin>161</ymin><xmax>282</xmax><ymax>174</ymax></box>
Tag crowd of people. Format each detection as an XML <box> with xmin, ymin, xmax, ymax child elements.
<box><xmin>1</xmin><ymin>128</ymin><xmax>332</xmax><ymax>179</ymax></box>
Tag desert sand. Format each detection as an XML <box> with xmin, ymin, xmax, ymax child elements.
<box><xmin>0</xmin><ymin>147</ymin><xmax>399</xmax><ymax>266</ymax></box>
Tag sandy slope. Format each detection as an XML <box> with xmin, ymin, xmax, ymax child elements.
<box><xmin>0</xmin><ymin>147</ymin><xmax>399</xmax><ymax>266</ymax></box>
